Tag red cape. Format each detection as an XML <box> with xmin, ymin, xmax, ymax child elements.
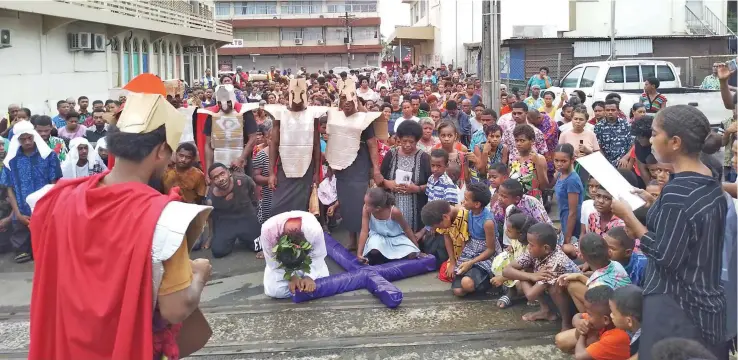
<box><xmin>195</xmin><ymin>103</ymin><xmax>243</xmax><ymax>168</ymax></box>
<box><xmin>29</xmin><ymin>172</ymin><xmax>177</xmax><ymax>360</ymax></box>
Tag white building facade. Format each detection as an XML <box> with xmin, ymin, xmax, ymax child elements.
<box><xmin>390</xmin><ymin>0</ymin><xmax>731</xmax><ymax>72</ymax></box>
<box><xmin>214</xmin><ymin>0</ymin><xmax>382</xmax><ymax>73</ymax></box>
<box><xmin>0</xmin><ymin>0</ymin><xmax>232</xmax><ymax>115</ymax></box>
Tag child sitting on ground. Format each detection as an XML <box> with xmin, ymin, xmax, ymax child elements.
<box><xmin>493</xmin><ymin>178</ymin><xmax>553</xmax><ymax>247</ymax></box>
<box><xmin>651</xmin><ymin>338</ymin><xmax>718</xmax><ymax>360</ymax></box>
<box><xmin>357</xmin><ymin>188</ymin><xmax>420</xmax><ymax>265</ymax></box>
<box><xmin>417</xmin><ymin>148</ymin><xmax>460</xmax><ymax>267</ymax></box>
<box><xmin>503</xmin><ymin>223</ymin><xmax>580</xmax><ymax>330</ymax></box>
<box><xmin>557</xmin><ymin>233</ymin><xmax>631</xmax><ymax>314</ymax></box>
<box><xmin>584</xmin><ymin>186</ymin><xmax>625</xmax><ymax>237</ymax></box>
<box><xmin>446</xmin><ymin>165</ymin><xmax>465</xmax><ymax>205</ymax></box>
<box><xmin>451</xmin><ymin>183</ymin><xmax>498</xmax><ymax>297</ymax></box>
<box><xmin>580</xmin><ymin>176</ymin><xmax>600</xmax><ymax>236</ymax></box>
<box><xmin>491</xmin><ymin>210</ymin><xmax>537</xmax><ymax>308</ymax></box>
<box><xmin>572</xmin><ymin>286</ymin><xmax>630</xmax><ymax>359</ymax></box>
<box><xmin>604</xmin><ymin>226</ymin><xmax>646</xmax><ymax>286</ymax></box>
<box><xmin>487</xmin><ymin>162</ymin><xmax>509</xmax><ymax>203</ymax></box>
<box><xmin>421</xmin><ymin>200</ymin><xmax>470</xmax><ymax>283</ymax></box>
<box><xmin>609</xmin><ymin>284</ymin><xmax>643</xmax><ymax>359</ymax></box>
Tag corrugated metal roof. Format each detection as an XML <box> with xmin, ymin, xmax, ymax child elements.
<box><xmin>573</xmin><ymin>39</ymin><xmax>653</xmax><ymax>57</ymax></box>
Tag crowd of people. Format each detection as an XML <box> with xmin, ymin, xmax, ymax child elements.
<box><xmin>3</xmin><ymin>59</ymin><xmax>737</xmax><ymax>360</ymax></box>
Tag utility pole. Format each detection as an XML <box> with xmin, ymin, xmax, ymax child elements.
<box><xmin>482</xmin><ymin>0</ymin><xmax>501</xmax><ymax>111</ymax></box>
<box><xmin>341</xmin><ymin>11</ymin><xmax>356</xmax><ymax>68</ymax></box>
<box><xmin>609</xmin><ymin>0</ymin><xmax>616</xmax><ymax>59</ymax></box>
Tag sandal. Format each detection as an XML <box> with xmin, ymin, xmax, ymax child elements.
<box><xmin>14</xmin><ymin>252</ymin><xmax>32</xmax><ymax>263</ymax></box>
<box><xmin>497</xmin><ymin>295</ymin><xmax>512</xmax><ymax>309</ymax></box>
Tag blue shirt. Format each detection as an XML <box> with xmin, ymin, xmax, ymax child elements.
<box><xmin>388</xmin><ymin>110</ymin><xmax>402</xmax><ymax>136</ymax></box>
<box><xmin>459</xmin><ymin>93</ymin><xmax>482</xmax><ymax>107</ymax></box>
<box><xmin>425</xmin><ymin>173</ymin><xmax>459</xmax><ymax>204</ymax></box>
<box><xmin>554</xmin><ymin>171</ymin><xmax>584</xmax><ymax>238</ymax></box>
<box><xmin>0</xmin><ymin>148</ymin><xmax>62</xmax><ymax>216</ymax></box>
<box><xmin>624</xmin><ymin>251</ymin><xmax>647</xmax><ymax>287</ymax></box>
<box><xmin>594</xmin><ymin>118</ymin><xmax>633</xmax><ymax>166</ymax></box>
<box><xmin>52</xmin><ymin>115</ymin><xmax>66</xmax><ymax>129</ymax></box>
<box><xmin>527</xmin><ymin>75</ymin><xmax>549</xmax><ymax>89</ymax></box>
<box><xmin>469</xmin><ymin>129</ymin><xmax>486</xmax><ymax>152</ymax></box>
<box><xmin>320</xmin><ymin>137</ymin><xmax>327</xmax><ymax>153</ymax></box>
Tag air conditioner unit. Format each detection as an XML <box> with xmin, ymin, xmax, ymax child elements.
<box><xmin>91</xmin><ymin>33</ymin><xmax>106</xmax><ymax>52</ymax></box>
<box><xmin>294</xmin><ymin>38</ymin><xmax>303</xmax><ymax>45</ymax></box>
<box><xmin>317</xmin><ymin>39</ymin><xmax>325</xmax><ymax>45</ymax></box>
<box><xmin>0</xmin><ymin>29</ymin><xmax>10</xmax><ymax>48</ymax></box>
<box><xmin>68</xmin><ymin>32</ymin><xmax>92</xmax><ymax>51</ymax></box>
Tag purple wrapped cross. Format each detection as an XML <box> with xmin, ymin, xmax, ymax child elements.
<box><xmin>291</xmin><ymin>233</ymin><xmax>437</xmax><ymax>308</ymax></box>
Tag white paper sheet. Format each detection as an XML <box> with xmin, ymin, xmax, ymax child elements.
<box><xmin>395</xmin><ymin>169</ymin><xmax>412</xmax><ymax>185</ymax></box>
<box><xmin>575</xmin><ymin>152</ymin><xmax>645</xmax><ymax>210</ymax></box>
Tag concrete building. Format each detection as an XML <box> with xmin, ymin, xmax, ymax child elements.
<box><xmin>214</xmin><ymin>0</ymin><xmax>382</xmax><ymax>72</ymax></box>
<box><xmin>0</xmin><ymin>0</ymin><xmax>232</xmax><ymax>115</ymax></box>
<box><xmin>389</xmin><ymin>0</ymin><xmax>734</xmax><ymax>77</ymax></box>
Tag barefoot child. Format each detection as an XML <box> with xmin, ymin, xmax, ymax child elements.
<box><xmin>557</xmin><ymin>233</ymin><xmax>631</xmax><ymax>313</ymax></box>
<box><xmin>491</xmin><ymin>211</ymin><xmax>537</xmax><ymax>308</ymax></box>
<box><xmin>421</xmin><ymin>200</ymin><xmax>470</xmax><ymax>282</ymax></box>
<box><xmin>357</xmin><ymin>188</ymin><xmax>420</xmax><ymax>265</ymax></box>
<box><xmin>609</xmin><ymin>284</ymin><xmax>643</xmax><ymax>358</ymax></box>
<box><xmin>452</xmin><ymin>183</ymin><xmax>498</xmax><ymax>297</ymax></box>
<box><xmin>503</xmin><ymin>223</ymin><xmax>580</xmax><ymax>330</ymax></box>
<box><xmin>493</xmin><ymin>179</ymin><xmax>553</xmax><ymax>246</ymax></box>
<box><xmin>553</xmin><ymin>143</ymin><xmax>584</xmax><ymax>259</ymax></box>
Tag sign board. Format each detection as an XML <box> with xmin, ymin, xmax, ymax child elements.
<box><xmin>183</xmin><ymin>46</ymin><xmax>203</xmax><ymax>54</ymax></box>
<box><xmin>222</xmin><ymin>39</ymin><xmax>244</xmax><ymax>48</ymax></box>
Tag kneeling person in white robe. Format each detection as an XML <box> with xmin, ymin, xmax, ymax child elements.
<box><xmin>61</xmin><ymin>138</ymin><xmax>107</xmax><ymax>179</ymax></box>
<box><xmin>260</xmin><ymin>210</ymin><xmax>328</xmax><ymax>298</ymax></box>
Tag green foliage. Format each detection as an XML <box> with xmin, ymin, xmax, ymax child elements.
<box><xmin>272</xmin><ymin>235</ymin><xmax>313</xmax><ymax>280</ymax></box>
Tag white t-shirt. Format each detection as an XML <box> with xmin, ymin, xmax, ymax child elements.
<box><xmin>375</xmin><ymin>80</ymin><xmax>392</xmax><ymax>91</ymax></box>
<box><xmin>394</xmin><ymin>116</ymin><xmax>420</xmax><ymax>133</ymax></box>
<box><xmin>580</xmin><ymin>199</ymin><xmax>596</xmax><ymax>227</ymax></box>
<box><xmin>559</xmin><ymin>121</ymin><xmax>594</xmax><ymax>134</ymax></box>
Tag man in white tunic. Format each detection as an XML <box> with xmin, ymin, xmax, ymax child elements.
<box><xmin>260</xmin><ymin>210</ymin><xmax>328</xmax><ymax>298</ymax></box>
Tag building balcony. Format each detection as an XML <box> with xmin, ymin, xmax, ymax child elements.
<box><xmin>1</xmin><ymin>0</ymin><xmax>233</xmax><ymax>42</ymax></box>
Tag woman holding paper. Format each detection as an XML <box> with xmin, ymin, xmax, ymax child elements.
<box><xmin>611</xmin><ymin>105</ymin><xmax>728</xmax><ymax>360</ymax></box>
<box><xmin>380</xmin><ymin>120</ymin><xmax>432</xmax><ymax>232</ymax></box>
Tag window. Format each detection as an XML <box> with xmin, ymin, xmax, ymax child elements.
<box><xmin>142</xmin><ymin>40</ymin><xmax>149</xmax><ymax>53</ymax></box>
<box><xmin>281</xmin><ymin>1</ymin><xmax>319</xmax><ymax>14</ymax></box>
<box><xmin>561</xmin><ymin>67</ymin><xmax>583</xmax><ymax>88</ymax></box>
<box><xmin>579</xmin><ymin>66</ymin><xmax>599</xmax><ymax>88</ymax></box>
<box><xmin>326</xmin><ymin>27</ymin><xmax>348</xmax><ymax>40</ymax></box>
<box><xmin>625</xmin><ymin>66</ymin><xmax>639</xmax><ymax>82</ymax></box>
<box><xmin>153</xmin><ymin>41</ymin><xmax>158</xmax><ymax>54</ymax></box>
<box><xmin>235</xmin><ymin>29</ymin><xmax>278</xmax><ymax>42</ymax></box>
<box><xmin>235</xmin><ymin>1</ymin><xmax>277</xmax><ymax>15</ymax></box>
<box><xmin>412</xmin><ymin>3</ymin><xmax>419</xmax><ymax>23</ymax></box>
<box><xmin>281</xmin><ymin>28</ymin><xmax>302</xmax><ymax>41</ymax></box>
<box><xmin>419</xmin><ymin>0</ymin><xmax>426</xmax><ymax>18</ymax></box>
<box><xmin>327</xmin><ymin>1</ymin><xmax>376</xmax><ymax>13</ymax></box>
<box><xmin>215</xmin><ymin>2</ymin><xmax>231</xmax><ymax>16</ymax></box>
<box><xmin>656</xmin><ymin>65</ymin><xmax>676</xmax><ymax>81</ymax></box>
<box><xmin>351</xmin><ymin>27</ymin><xmax>376</xmax><ymax>40</ymax></box>
<box><xmin>302</xmin><ymin>27</ymin><xmax>324</xmax><ymax>41</ymax></box>
<box><xmin>640</xmin><ymin>65</ymin><xmax>655</xmax><ymax>81</ymax></box>
<box><xmin>605</xmin><ymin>67</ymin><xmax>623</xmax><ymax>83</ymax></box>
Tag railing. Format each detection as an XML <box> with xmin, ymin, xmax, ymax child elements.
<box><xmin>54</xmin><ymin>0</ymin><xmax>233</xmax><ymax>36</ymax></box>
<box><xmin>685</xmin><ymin>5</ymin><xmax>713</xmax><ymax>36</ymax></box>
<box><xmin>702</xmin><ymin>5</ymin><xmax>736</xmax><ymax>37</ymax></box>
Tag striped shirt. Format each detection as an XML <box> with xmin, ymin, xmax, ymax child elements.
<box><xmin>639</xmin><ymin>92</ymin><xmax>667</xmax><ymax>113</ymax></box>
<box><xmin>640</xmin><ymin>171</ymin><xmax>727</xmax><ymax>344</ymax></box>
<box><xmin>426</xmin><ymin>172</ymin><xmax>459</xmax><ymax>204</ymax></box>
<box><xmin>253</xmin><ymin>149</ymin><xmax>272</xmax><ymax>224</ymax></box>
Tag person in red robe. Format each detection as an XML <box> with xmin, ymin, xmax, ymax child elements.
<box><xmin>27</xmin><ymin>91</ymin><xmax>213</xmax><ymax>360</ymax></box>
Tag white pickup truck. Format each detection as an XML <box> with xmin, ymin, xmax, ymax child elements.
<box><xmin>548</xmin><ymin>60</ymin><xmax>731</xmax><ymax>127</ymax></box>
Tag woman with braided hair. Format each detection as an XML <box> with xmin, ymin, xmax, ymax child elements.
<box><xmin>611</xmin><ymin>105</ymin><xmax>729</xmax><ymax>360</ymax></box>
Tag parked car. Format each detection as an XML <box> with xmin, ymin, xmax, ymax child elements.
<box><xmin>550</xmin><ymin>60</ymin><xmax>731</xmax><ymax>127</ymax></box>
